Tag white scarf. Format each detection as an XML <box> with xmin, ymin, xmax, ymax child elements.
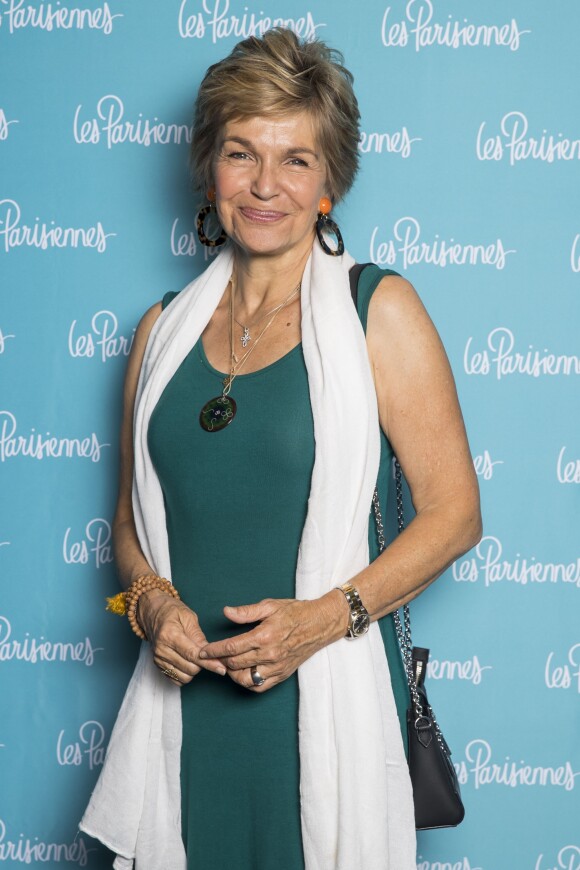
<box><xmin>80</xmin><ymin>243</ymin><xmax>416</xmax><ymax>870</ymax></box>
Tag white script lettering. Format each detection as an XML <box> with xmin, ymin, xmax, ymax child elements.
<box><xmin>56</xmin><ymin>720</ymin><xmax>106</xmax><ymax>770</ymax></box>
<box><xmin>557</xmin><ymin>447</ymin><xmax>580</xmax><ymax>484</ymax></box>
<box><xmin>545</xmin><ymin>644</ymin><xmax>580</xmax><ymax>693</ymax></box>
<box><xmin>0</xmin><ymin>411</ymin><xmax>109</xmax><ymax>462</ymax></box>
<box><xmin>571</xmin><ymin>235</ymin><xmax>580</xmax><ymax>273</ymax></box>
<box><xmin>428</xmin><ymin>656</ymin><xmax>492</xmax><ymax>685</ymax></box>
<box><xmin>0</xmin><ymin>616</ymin><xmax>102</xmax><ymax>666</ymax></box>
<box><xmin>476</xmin><ymin>112</ymin><xmax>580</xmax><ymax>165</ymax></box>
<box><xmin>0</xmin><ymin>328</ymin><xmax>15</xmax><ymax>354</ymax></box>
<box><xmin>455</xmin><ymin>739</ymin><xmax>579</xmax><ymax>790</ymax></box>
<box><xmin>0</xmin><ymin>818</ymin><xmax>92</xmax><ymax>865</ymax></box>
<box><xmin>0</xmin><ymin>199</ymin><xmax>115</xmax><ymax>253</ymax></box>
<box><xmin>381</xmin><ymin>1</ymin><xmax>530</xmax><ymax>52</ymax></box>
<box><xmin>453</xmin><ymin>536</ymin><xmax>580</xmax><ymax>589</ymax></box>
<box><xmin>464</xmin><ymin>328</ymin><xmax>580</xmax><ymax>379</ymax></box>
<box><xmin>473</xmin><ymin>450</ymin><xmax>503</xmax><ymax>480</ymax></box>
<box><xmin>370</xmin><ymin>217</ymin><xmax>515</xmax><ymax>270</ymax></box>
<box><xmin>170</xmin><ymin>218</ymin><xmax>220</xmax><ymax>261</ymax></box>
<box><xmin>0</xmin><ymin>108</ymin><xmax>18</xmax><ymax>140</ymax></box>
<box><xmin>416</xmin><ymin>859</ymin><xmax>482</xmax><ymax>870</ymax></box>
<box><xmin>171</xmin><ymin>218</ymin><xmax>197</xmax><ymax>256</ymax></box>
<box><xmin>535</xmin><ymin>845</ymin><xmax>580</xmax><ymax>870</ymax></box>
<box><xmin>74</xmin><ymin>95</ymin><xmax>191</xmax><ymax>149</ymax></box>
<box><xmin>359</xmin><ymin>128</ymin><xmax>421</xmax><ymax>158</ymax></box>
<box><xmin>63</xmin><ymin>518</ymin><xmax>113</xmax><ymax>568</ymax></box>
<box><xmin>178</xmin><ymin>0</ymin><xmax>324</xmax><ymax>43</ymax></box>
<box><xmin>0</xmin><ymin>0</ymin><xmax>122</xmax><ymax>34</ymax></box>
<box><xmin>68</xmin><ymin>310</ymin><xmax>134</xmax><ymax>362</ymax></box>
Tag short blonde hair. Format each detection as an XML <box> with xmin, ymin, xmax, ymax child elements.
<box><xmin>190</xmin><ymin>28</ymin><xmax>360</xmax><ymax>204</ymax></box>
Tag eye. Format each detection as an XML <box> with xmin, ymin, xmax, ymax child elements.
<box><xmin>228</xmin><ymin>151</ymin><xmax>250</xmax><ymax>160</ymax></box>
<box><xmin>288</xmin><ymin>157</ymin><xmax>308</xmax><ymax>167</ymax></box>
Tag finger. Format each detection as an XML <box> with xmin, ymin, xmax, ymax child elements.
<box><xmin>223</xmin><ymin>599</ymin><xmax>280</xmax><ymax>625</ymax></box>
<box><xmin>156</xmin><ymin>642</ymin><xmax>227</xmax><ymax>677</ymax></box>
<box><xmin>174</xmin><ymin>636</ymin><xmax>224</xmax><ymax>668</ymax></box>
<box><xmin>227</xmin><ymin>665</ymin><xmax>270</xmax><ymax>692</ymax></box>
<box><xmin>154</xmin><ymin>658</ymin><xmax>191</xmax><ymax>685</ymax></box>
<box><xmin>221</xmin><ymin>654</ymin><xmax>262</xmax><ymax>671</ymax></box>
<box><xmin>199</xmin><ymin>632</ymin><xmax>259</xmax><ymax>661</ymax></box>
<box><xmin>245</xmin><ymin>665</ymin><xmax>285</xmax><ymax>693</ymax></box>
<box><xmin>164</xmin><ymin>635</ymin><xmax>227</xmax><ymax>672</ymax></box>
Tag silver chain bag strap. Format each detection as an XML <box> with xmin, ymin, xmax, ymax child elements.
<box><xmin>372</xmin><ymin>457</ymin><xmax>465</xmax><ymax>831</ymax></box>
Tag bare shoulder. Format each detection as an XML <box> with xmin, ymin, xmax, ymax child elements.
<box><xmin>366</xmin><ymin>273</ymin><xmax>445</xmax><ymax>366</ymax></box>
<box><xmin>135</xmin><ymin>300</ymin><xmax>163</xmax><ymax>346</ymax></box>
<box><xmin>367</xmin><ymin>273</ymin><xmax>431</xmax><ymax>331</ymax></box>
<box><xmin>129</xmin><ymin>301</ymin><xmax>163</xmax><ymax>364</ymax></box>
<box><xmin>123</xmin><ymin>301</ymin><xmax>164</xmax><ymax>399</ymax></box>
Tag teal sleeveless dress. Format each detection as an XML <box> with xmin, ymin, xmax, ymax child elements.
<box><xmin>148</xmin><ymin>265</ymin><xmax>408</xmax><ymax>869</ymax></box>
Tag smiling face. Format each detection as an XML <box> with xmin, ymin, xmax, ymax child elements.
<box><xmin>212</xmin><ymin>113</ymin><xmax>329</xmax><ymax>261</ymax></box>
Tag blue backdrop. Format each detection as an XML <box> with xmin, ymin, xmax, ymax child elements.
<box><xmin>1</xmin><ymin>1</ymin><xmax>579</xmax><ymax>868</ymax></box>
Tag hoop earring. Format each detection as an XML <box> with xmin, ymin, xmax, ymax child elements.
<box><xmin>316</xmin><ymin>198</ymin><xmax>344</xmax><ymax>256</ymax></box>
<box><xmin>196</xmin><ymin>202</ymin><xmax>227</xmax><ymax>248</ymax></box>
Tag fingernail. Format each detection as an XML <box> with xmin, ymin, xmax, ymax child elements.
<box><xmin>217</xmin><ymin>667</ymin><xmax>227</xmax><ymax>676</ymax></box>
<box><xmin>199</xmin><ymin>651</ymin><xmax>208</xmax><ymax>659</ymax></box>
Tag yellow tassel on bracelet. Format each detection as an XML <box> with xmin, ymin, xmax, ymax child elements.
<box><xmin>105</xmin><ymin>591</ymin><xmax>127</xmax><ymax>616</ymax></box>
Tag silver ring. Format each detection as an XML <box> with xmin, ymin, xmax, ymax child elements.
<box><xmin>251</xmin><ymin>666</ymin><xmax>265</xmax><ymax>687</ymax></box>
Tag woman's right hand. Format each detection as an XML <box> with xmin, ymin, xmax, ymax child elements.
<box><xmin>137</xmin><ymin>590</ymin><xmax>227</xmax><ymax>684</ymax></box>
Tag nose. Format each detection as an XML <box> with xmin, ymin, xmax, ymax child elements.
<box><xmin>250</xmin><ymin>158</ymin><xmax>279</xmax><ymax>201</ymax></box>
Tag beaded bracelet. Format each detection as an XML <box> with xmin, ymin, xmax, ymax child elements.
<box><xmin>105</xmin><ymin>573</ymin><xmax>180</xmax><ymax>640</ymax></box>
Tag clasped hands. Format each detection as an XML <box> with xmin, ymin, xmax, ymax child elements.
<box><xmin>139</xmin><ymin>590</ymin><xmax>347</xmax><ymax>692</ymax></box>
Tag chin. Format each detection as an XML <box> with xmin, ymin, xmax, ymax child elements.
<box><xmin>230</xmin><ymin>227</ymin><xmax>314</xmax><ymax>260</ymax></box>
<box><xmin>231</xmin><ymin>232</ymin><xmax>294</xmax><ymax>258</ymax></box>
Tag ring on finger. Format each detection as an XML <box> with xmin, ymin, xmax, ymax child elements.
<box><xmin>161</xmin><ymin>666</ymin><xmax>181</xmax><ymax>682</ymax></box>
<box><xmin>250</xmin><ymin>665</ymin><xmax>265</xmax><ymax>687</ymax></box>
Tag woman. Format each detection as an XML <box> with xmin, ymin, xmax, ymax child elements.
<box><xmin>81</xmin><ymin>28</ymin><xmax>481</xmax><ymax>870</ymax></box>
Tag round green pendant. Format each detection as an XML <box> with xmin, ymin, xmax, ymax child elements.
<box><xmin>199</xmin><ymin>395</ymin><xmax>237</xmax><ymax>432</ymax></box>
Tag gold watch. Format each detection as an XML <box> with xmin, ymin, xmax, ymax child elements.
<box><xmin>336</xmin><ymin>583</ymin><xmax>370</xmax><ymax>639</ymax></box>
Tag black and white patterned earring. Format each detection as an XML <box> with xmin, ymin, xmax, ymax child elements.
<box><xmin>196</xmin><ymin>188</ymin><xmax>227</xmax><ymax>247</ymax></box>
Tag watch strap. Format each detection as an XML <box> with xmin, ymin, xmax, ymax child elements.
<box><xmin>336</xmin><ymin>582</ymin><xmax>369</xmax><ymax>638</ymax></box>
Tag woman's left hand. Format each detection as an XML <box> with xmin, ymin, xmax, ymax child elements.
<box><xmin>199</xmin><ymin>595</ymin><xmax>346</xmax><ymax>692</ymax></box>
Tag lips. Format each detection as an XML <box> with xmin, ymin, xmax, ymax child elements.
<box><xmin>239</xmin><ymin>207</ymin><xmax>287</xmax><ymax>224</ymax></box>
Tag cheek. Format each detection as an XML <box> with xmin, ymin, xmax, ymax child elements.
<box><xmin>289</xmin><ymin>177</ymin><xmax>327</xmax><ymax>214</ymax></box>
<box><xmin>213</xmin><ymin>162</ymin><xmax>249</xmax><ymax>199</ymax></box>
<box><xmin>214</xmin><ymin>174</ymin><xmax>240</xmax><ymax>201</ymax></box>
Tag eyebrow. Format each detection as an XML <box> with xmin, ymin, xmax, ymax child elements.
<box><xmin>221</xmin><ymin>137</ymin><xmax>319</xmax><ymax>159</ymax></box>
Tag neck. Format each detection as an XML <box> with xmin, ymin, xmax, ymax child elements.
<box><xmin>231</xmin><ymin>235</ymin><xmax>313</xmax><ymax>318</ymax></box>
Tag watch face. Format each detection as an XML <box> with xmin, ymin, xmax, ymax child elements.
<box><xmin>352</xmin><ymin>612</ymin><xmax>370</xmax><ymax>637</ymax></box>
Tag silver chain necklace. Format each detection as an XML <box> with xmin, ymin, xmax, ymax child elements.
<box><xmin>234</xmin><ymin>283</ymin><xmax>301</xmax><ymax>349</ymax></box>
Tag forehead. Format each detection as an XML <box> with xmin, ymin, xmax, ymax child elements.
<box><xmin>220</xmin><ymin>113</ymin><xmax>319</xmax><ymax>151</ymax></box>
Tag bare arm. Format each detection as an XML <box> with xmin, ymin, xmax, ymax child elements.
<box><xmin>342</xmin><ymin>273</ymin><xmax>482</xmax><ymax>620</ymax></box>
<box><xmin>200</xmin><ymin>275</ymin><xmax>482</xmax><ymax>690</ymax></box>
<box><xmin>113</xmin><ymin>301</ymin><xmax>226</xmax><ymax>682</ymax></box>
<box><xmin>113</xmin><ymin>301</ymin><xmax>163</xmax><ymax>588</ymax></box>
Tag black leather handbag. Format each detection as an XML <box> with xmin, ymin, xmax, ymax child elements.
<box><xmin>349</xmin><ymin>263</ymin><xmax>465</xmax><ymax>831</ymax></box>
<box><xmin>406</xmin><ymin>646</ymin><xmax>465</xmax><ymax>829</ymax></box>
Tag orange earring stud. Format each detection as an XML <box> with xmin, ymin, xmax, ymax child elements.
<box><xmin>207</xmin><ymin>187</ymin><xmax>216</xmax><ymax>202</ymax></box>
<box><xmin>316</xmin><ymin>197</ymin><xmax>344</xmax><ymax>256</ymax></box>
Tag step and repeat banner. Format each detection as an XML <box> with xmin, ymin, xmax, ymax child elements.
<box><xmin>1</xmin><ymin>1</ymin><xmax>579</xmax><ymax>867</ymax></box>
